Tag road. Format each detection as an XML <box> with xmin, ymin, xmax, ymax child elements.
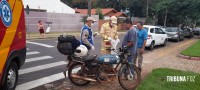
<box><xmin>16</xmin><ymin>35</ymin><xmax>183</xmax><ymax>90</ymax></box>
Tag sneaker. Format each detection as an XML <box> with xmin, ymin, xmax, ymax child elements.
<box><xmin>138</xmin><ymin>67</ymin><xmax>142</xmax><ymax>72</ymax></box>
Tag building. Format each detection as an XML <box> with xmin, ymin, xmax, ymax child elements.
<box><xmin>23</xmin><ymin>0</ymin><xmax>75</xmax><ymax>14</ymax></box>
<box><xmin>75</xmin><ymin>8</ymin><xmax>128</xmax><ymax>19</ymax></box>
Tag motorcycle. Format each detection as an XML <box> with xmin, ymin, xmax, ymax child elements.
<box><xmin>63</xmin><ymin>48</ymin><xmax>141</xmax><ymax>90</ymax></box>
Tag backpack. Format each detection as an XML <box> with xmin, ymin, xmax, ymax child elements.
<box><xmin>57</xmin><ymin>35</ymin><xmax>80</xmax><ymax>55</ymax></box>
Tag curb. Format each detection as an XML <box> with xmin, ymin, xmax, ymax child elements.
<box><xmin>26</xmin><ymin>32</ymin><xmax>126</xmax><ymax>40</ymax></box>
<box><xmin>179</xmin><ymin>54</ymin><xmax>200</xmax><ymax>60</ymax></box>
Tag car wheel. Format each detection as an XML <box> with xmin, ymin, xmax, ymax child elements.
<box><xmin>2</xmin><ymin>62</ymin><xmax>18</xmax><ymax>90</ymax></box>
<box><xmin>182</xmin><ymin>36</ymin><xmax>185</xmax><ymax>41</ymax></box>
<box><xmin>177</xmin><ymin>37</ymin><xmax>180</xmax><ymax>42</ymax></box>
<box><xmin>149</xmin><ymin>42</ymin><xmax>154</xmax><ymax>50</ymax></box>
<box><xmin>162</xmin><ymin>39</ymin><xmax>167</xmax><ymax>46</ymax></box>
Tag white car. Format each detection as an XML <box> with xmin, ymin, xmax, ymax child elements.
<box><xmin>134</xmin><ymin>25</ymin><xmax>168</xmax><ymax>50</ymax></box>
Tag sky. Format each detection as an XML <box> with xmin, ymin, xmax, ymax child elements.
<box><xmin>23</xmin><ymin>0</ymin><xmax>75</xmax><ymax>14</ymax></box>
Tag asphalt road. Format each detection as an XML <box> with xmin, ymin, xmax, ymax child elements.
<box><xmin>16</xmin><ymin>35</ymin><xmax>181</xmax><ymax>90</ymax></box>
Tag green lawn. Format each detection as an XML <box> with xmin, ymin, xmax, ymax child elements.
<box><xmin>181</xmin><ymin>40</ymin><xmax>200</xmax><ymax>57</ymax></box>
<box><xmin>137</xmin><ymin>68</ymin><xmax>200</xmax><ymax>90</ymax></box>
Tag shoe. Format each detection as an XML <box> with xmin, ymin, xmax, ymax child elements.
<box><xmin>138</xmin><ymin>67</ymin><xmax>142</xmax><ymax>72</ymax></box>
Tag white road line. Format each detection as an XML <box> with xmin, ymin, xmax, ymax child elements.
<box><xmin>19</xmin><ymin>61</ymin><xmax>66</xmax><ymax>75</ymax></box>
<box><xmin>26</xmin><ymin>41</ymin><xmax>54</xmax><ymax>48</ymax></box>
<box><xmin>16</xmin><ymin>68</ymin><xmax>80</xmax><ymax>90</ymax></box>
<box><xmin>26</xmin><ymin>51</ymin><xmax>40</xmax><ymax>55</ymax></box>
<box><xmin>27</xmin><ymin>48</ymin><xmax>30</xmax><ymax>50</ymax></box>
<box><xmin>25</xmin><ymin>56</ymin><xmax>53</xmax><ymax>63</ymax></box>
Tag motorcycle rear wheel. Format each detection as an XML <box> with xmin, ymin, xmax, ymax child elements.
<box><xmin>118</xmin><ymin>64</ymin><xmax>141</xmax><ymax>90</ymax></box>
<box><xmin>68</xmin><ymin>63</ymin><xmax>91</xmax><ymax>86</ymax></box>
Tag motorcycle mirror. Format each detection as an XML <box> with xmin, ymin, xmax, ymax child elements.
<box><xmin>119</xmin><ymin>48</ymin><xmax>122</xmax><ymax>52</ymax></box>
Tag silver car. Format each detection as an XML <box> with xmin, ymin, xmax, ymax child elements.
<box><xmin>165</xmin><ymin>27</ymin><xmax>184</xmax><ymax>42</ymax></box>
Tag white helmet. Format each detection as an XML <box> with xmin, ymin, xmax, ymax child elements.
<box><xmin>74</xmin><ymin>45</ymin><xmax>88</xmax><ymax>57</ymax></box>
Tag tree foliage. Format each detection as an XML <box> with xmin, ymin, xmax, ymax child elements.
<box><xmin>61</xmin><ymin>0</ymin><xmax>200</xmax><ymax>26</ymax></box>
<box><xmin>95</xmin><ymin>8</ymin><xmax>104</xmax><ymax>20</ymax></box>
<box><xmin>149</xmin><ymin>0</ymin><xmax>200</xmax><ymax>26</ymax></box>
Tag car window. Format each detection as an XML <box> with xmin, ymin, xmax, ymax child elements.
<box><xmin>150</xmin><ymin>28</ymin><xmax>154</xmax><ymax>33</ymax></box>
<box><xmin>166</xmin><ymin>28</ymin><xmax>178</xmax><ymax>32</ymax></box>
<box><xmin>155</xmin><ymin>28</ymin><xmax>164</xmax><ymax>34</ymax></box>
<box><xmin>159</xmin><ymin>28</ymin><xmax>164</xmax><ymax>34</ymax></box>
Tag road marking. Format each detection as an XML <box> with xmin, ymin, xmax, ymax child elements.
<box><xmin>25</xmin><ymin>56</ymin><xmax>53</xmax><ymax>63</ymax></box>
<box><xmin>27</xmin><ymin>48</ymin><xmax>30</xmax><ymax>50</ymax></box>
<box><xmin>19</xmin><ymin>61</ymin><xmax>66</xmax><ymax>75</ymax></box>
<box><xmin>26</xmin><ymin>51</ymin><xmax>40</xmax><ymax>55</ymax></box>
<box><xmin>26</xmin><ymin>41</ymin><xmax>54</xmax><ymax>48</ymax></box>
<box><xmin>16</xmin><ymin>68</ymin><xmax>80</xmax><ymax>90</ymax></box>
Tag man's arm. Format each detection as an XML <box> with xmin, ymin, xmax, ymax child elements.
<box><xmin>82</xmin><ymin>30</ymin><xmax>92</xmax><ymax>48</ymax></box>
<box><xmin>140</xmin><ymin>30</ymin><xmax>148</xmax><ymax>53</ymax></box>
<box><xmin>125</xmin><ymin>41</ymin><xmax>134</xmax><ymax>48</ymax></box>
<box><xmin>141</xmin><ymin>40</ymin><xmax>147</xmax><ymax>49</ymax></box>
<box><xmin>125</xmin><ymin>29</ymin><xmax>136</xmax><ymax>48</ymax></box>
<box><xmin>142</xmin><ymin>30</ymin><xmax>148</xmax><ymax>49</ymax></box>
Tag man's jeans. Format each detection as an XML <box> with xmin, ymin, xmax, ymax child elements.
<box><xmin>127</xmin><ymin>55</ymin><xmax>136</xmax><ymax>74</ymax></box>
<box><xmin>134</xmin><ymin>48</ymin><xmax>143</xmax><ymax>68</ymax></box>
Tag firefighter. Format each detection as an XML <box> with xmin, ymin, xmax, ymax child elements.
<box><xmin>100</xmin><ymin>16</ymin><xmax>118</xmax><ymax>54</ymax></box>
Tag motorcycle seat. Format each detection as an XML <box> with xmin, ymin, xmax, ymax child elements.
<box><xmin>82</xmin><ymin>55</ymin><xmax>97</xmax><ymax>61</ymax></box>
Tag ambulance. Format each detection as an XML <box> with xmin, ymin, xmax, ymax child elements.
<box><xmin>0</xmin><ymin>0</ymin><xmax>26</xmax><ymax>89</ymax></box>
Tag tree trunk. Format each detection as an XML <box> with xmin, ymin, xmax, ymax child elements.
<box><xmin>146</xmin><ymin>0</ymin><xmax>149</xmax><ymax>18</ymax></box>
<box><xmin>164</xmin><ymin>9</ymin><xmax>168</xmax><ymax>27</ymax></box>
<box><xmin>88</xmin><ymin>0</ymin><xmax>92</xmax><ymax>16</ymax></box>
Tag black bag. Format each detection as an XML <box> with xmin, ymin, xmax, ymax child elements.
<box><xmin>57</xmin><ymin>35</ymin><xmax>80</xmax><ymax>55</ymax></box>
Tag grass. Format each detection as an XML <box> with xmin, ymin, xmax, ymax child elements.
<box><xmin>181</xmin><ymin>40</ymin><xmax>200</xmax><ymax>57</ymax></box>
<box><xmin>137</xmin><ymin>68</ymin><xmax>200</xmax><ymax>90</ymax></box>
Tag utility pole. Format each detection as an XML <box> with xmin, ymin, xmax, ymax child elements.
<box><xmin>88</xmin><ymin>0</ymin><xmax>91</xmax><ymax>16</ymax></box>
<box><xmin>164</xmin><ymin>9</ymin><xmax>168</xmax><ymax>27</ymax></box>
<box><xmin>146</xmin><ymin>0</ymin><xmax>149</xmax><ymax>18</ymax></box>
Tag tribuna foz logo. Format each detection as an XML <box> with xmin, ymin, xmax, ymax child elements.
<box><xmin>166</xmin><ymin>76</ymin><xmax>196</xmax><ymax>82</ymax></box>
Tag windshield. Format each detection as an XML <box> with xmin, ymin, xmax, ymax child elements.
<box><xmin>166</xmin><ymin>28</ymin><xmax>178</xmax><ymax>32</ymax></box>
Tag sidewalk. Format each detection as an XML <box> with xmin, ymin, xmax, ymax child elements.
<box><xmin>26</xmin><ymin>31</ymin><xmax>126</xmax><ymax>40</ymax></box>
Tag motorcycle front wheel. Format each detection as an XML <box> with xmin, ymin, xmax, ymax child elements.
<box><xmin>68</xmin><ymin>63</ymin><xmax>91</xmax><ymax>86</ymax></box>
<box><xmin>118</xmin><ymin>64</ymin><xmax>141</xmax><ymax>90</ymax></box>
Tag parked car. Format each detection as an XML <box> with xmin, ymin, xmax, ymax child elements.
<box><xmin>134</xmin><ymin>25</ymin><xmax>168</xmax><ymax>50</ymax></box>
<box><xmin>182</xmin><ymin>28</ymin><xmax>194</xmax><ymax>38</ymax></box>
<box><xmin>164</xmin><ymin>27</ymin><xmax>184</xmax><ymax>42</ymax></box>
<box><xmin>193</xmin><ymin>28</ymin><xmax>200</xmax><ymax>36</ymax></box>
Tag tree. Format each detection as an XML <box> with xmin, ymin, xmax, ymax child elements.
<box><xmin>95</xmin><ymin>8</ymin><xmax>104</xmax><ymax>20</ymax></box>
<box><xmin>81</xmin><ymin>16</ymin><xmax>88</xmax><ymax>24</ymax></box>
<box><xmin>149</xmin><ymin>0</ymin><xmax>200</xmax><ymax>26</ymax></box>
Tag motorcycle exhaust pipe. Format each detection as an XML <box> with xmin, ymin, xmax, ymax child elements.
<box><xmin>71</xmin><ymin>74</ymin><xmax>96</xmax><ymax>82</ymax></box>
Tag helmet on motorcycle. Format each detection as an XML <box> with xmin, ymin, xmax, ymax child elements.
<box><xmin>74</xmin><ymin>45</ymin><xmax>88</xmax><ymax>57</ymax></box>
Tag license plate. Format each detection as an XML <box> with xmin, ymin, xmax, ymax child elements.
<box><xmin>104</xmin><ymin>58</ymin><xmax>110</xmax><ymax>62</ymax></box>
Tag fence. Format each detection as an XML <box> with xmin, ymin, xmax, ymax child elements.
<box><xmin>25</xmin><ymin>11</ymin><xmax>99</xmax><ymax>33</ymax></box>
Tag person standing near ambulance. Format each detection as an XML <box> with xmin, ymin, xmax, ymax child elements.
<box><xmin>100</xmin><ymin>16</ymin><xmax>118</xmax><ymax>54</ymax></box>
<box><xmin>80</xmin><ymin>17</ymin><xmax>96</xmax><ymax>53</ymax></box>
